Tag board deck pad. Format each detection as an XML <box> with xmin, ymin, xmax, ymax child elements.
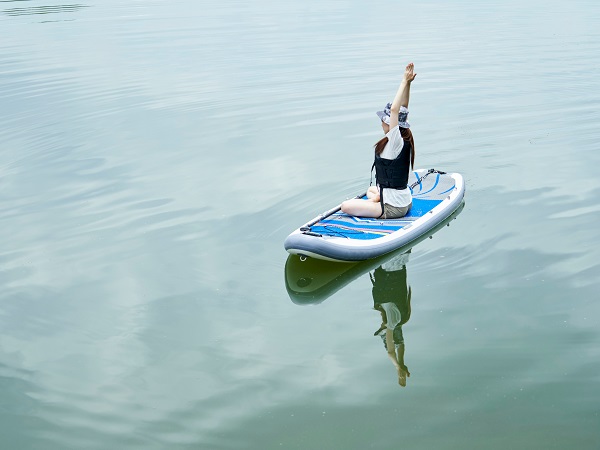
<box><xmin>309</xmin><ymin>172</ymin><xmax>455</xmax><ymax>240</ymax></box>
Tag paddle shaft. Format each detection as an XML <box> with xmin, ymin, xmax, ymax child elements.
<box><xmin>301</xmin><ymin>192</ymin><xmax>367</xmax><ymax>231</ymax></box>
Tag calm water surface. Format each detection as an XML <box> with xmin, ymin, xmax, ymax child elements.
<box><xmin>1</xmin><ymin>1</ymin><xmax>599</xmax><ymax>449</ymax></box>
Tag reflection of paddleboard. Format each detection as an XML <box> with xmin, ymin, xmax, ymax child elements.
<box><xmin>285</xmin><ymin>202</ymin><xmax>464</xmax><ymax>305</ymax></box>
<box><xmin>284</xmin><ymin>169</ymin><xmax>465</xmax><ymax>262</ymax></box>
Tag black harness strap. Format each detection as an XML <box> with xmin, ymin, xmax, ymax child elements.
<box><xmin>378</xmin><ymin>187</ymin><xmax>385</xmax><ymax>219</ymax></box>
<box><xmin>369</xmin><ymin>162</ymin><xmax>386</xmax><ymax>219</ymax></box>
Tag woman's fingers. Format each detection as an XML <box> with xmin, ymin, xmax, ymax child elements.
<box><xmin>404</xmin><ymin>63</ymin><xmax>416</xmax><ymax>82</ymax></box>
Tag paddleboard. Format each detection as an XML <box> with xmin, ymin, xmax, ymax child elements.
<box><xmin>284</xmin><ymin>169</ymin><xmax>465</xmax><ymax>262</ymax></box>
<box><xmin>285</xmin><ymin>202</ymin><xmax>465</xmax><ymax>304</ymax></box>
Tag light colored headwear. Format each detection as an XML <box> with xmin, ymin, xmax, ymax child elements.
<box><xmin>376</xmin><ymin>102</ymin><xmax>410</xmax><ymax>128</ymax></box>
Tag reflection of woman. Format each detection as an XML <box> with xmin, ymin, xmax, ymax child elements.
<box><xmin>371</xmin><ymin>251</ymin><xmax>412</xmax><ymax>386</ymax></box>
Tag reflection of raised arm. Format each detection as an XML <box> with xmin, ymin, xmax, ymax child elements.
<box><xmin>385</xmin><ymin>329</ymin><xmax>397</xmax><ymax>363</ymax></box>
<box><xmin>388</xmin><ymin>63</ymin><xmax>417</xmax><ymax>130</ymax></box>
<box><xmin>396</xmin><ymin>342</ymin><xmax>410</xmax><ymax>387</ymax></box>
<box><xmin>385</xmin><ymin>329</ymin><xmax>410</xmax><ymax>387</ymax></box>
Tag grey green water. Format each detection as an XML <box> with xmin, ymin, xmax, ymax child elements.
<box><xmin>1</xmin><ymin>1</ymin><xmax>599</xmax><ymax>449</ymax></box>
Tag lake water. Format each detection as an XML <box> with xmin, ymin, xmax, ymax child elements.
<box><xmin>1</xmin><ymin>1</ymin><xmax>599</xmax><ymax>449</ymax></box>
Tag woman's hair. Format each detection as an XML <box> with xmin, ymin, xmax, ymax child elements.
<box><xmin>399</xmin><ymin>286</ymin><xmax>412</xmax><ymax>326</ymax></box>
<box><xmin>374</xmin><ymin>128</ymin><xmax>415</xmax><ymax>168</ymax></box>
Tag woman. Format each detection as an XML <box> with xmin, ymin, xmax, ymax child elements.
<box><xmin>341</xmin><ymin>63</ymin><xmax>417</xmax><ymax>219</ymax></box>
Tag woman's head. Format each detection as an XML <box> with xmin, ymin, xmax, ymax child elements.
<box><xmin>374</xmin><ymin>103</ymin><xmax>414</xmax><ymax>164</ymax></box>
<box><xmin>376</xmin><ymin>103</ymin><xmax>410</xmax><ymax>129</ymax></box>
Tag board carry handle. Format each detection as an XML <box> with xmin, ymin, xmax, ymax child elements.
<box><xmin>300</xmin><ymin>192</ymin><xmax>367</xmax><ymax>232</ymax></box>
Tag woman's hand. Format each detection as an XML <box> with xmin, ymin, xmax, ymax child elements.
<box><xmin>397</xmin><ymin>364</ymin><xmax>410</xmax><ymax>387</ymax></box>
<box><xmin>389</xmin><ymin>63</ymin><xmax>416</xmax><ymax>127</ymax></box>
<box><xmin>403</xmin><ymin>62</ymin><xmax>417</xmax><ymax>83</ymax></box>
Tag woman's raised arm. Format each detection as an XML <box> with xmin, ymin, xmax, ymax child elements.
<box><xmin>388</xmin><ymin>63</ymin><xmax>417</xmax><ymax>130</ymax></box>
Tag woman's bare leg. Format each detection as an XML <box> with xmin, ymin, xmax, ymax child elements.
<box><xmin>341</xmin><ymin>198</ymin><xmax>384</xmax><ymax>218</ymax></box>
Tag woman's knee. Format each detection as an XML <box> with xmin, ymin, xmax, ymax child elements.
<box><xmin>367</xmin><ymin>186</ymin><xmax>380</xmax><ymax>196</ymax></box>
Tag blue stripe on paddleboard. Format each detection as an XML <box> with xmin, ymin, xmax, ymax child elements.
<box><xmin>316</xmin><ymin>219</ymin><xmax>407</xmax><ymax>231</ymax></box>
<box><xmin>413</xmin><ymin>173</ymin><xmax>440</xmax><ymax>197</ymax></box>
<box><xmin>309</xmin><ymin>227</ymin><xmax>386</xmax><ymax>240</ymax></box>
<box><xmin>319</xmin><ymin>218</ymin><xmax>412</xmax><ymax>228</ymax></box>
<box><xmin>326</xmin><ymin>213</ymin><xmax>415</xmax><ymax>225</ymax></box>
<box><xmin>404</xmin><ymin>199</ymin><xmax>442</xmax><ymax>217</ymax></box>
<box><xmin>438</xmin><ymin>184</ymin><xmax>456</xmax><ymax>195</ymax></box>
<box><xmin>412</xmin><ymin>171</ymin><xmax>422</xmax><ymax>193</ymax></box>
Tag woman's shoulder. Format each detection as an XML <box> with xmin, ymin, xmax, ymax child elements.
<box><xmin>385</xmin><ymin>125</ymin><xmax>401</xmax><ymax>139</ymax></box>
<box><xmin>382</xmin><ymin>126</ymin><xmax>403</xmax><ymax>156</ymax></box>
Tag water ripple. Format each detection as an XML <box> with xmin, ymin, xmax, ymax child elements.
<box><xmin>2</xmin><ymin>3</ymin><xmax>89</xmax><ymax>16</ymax></box>
<box><xmin>1</xmin><ymin>0</ymin><xmax>600</xmax><ymax>448</ymax></box>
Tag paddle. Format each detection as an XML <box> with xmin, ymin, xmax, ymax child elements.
<box><xmin>300</xmin><ymin>192</ymin><xmax>367</xmax><ymax>233</ymax></box>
